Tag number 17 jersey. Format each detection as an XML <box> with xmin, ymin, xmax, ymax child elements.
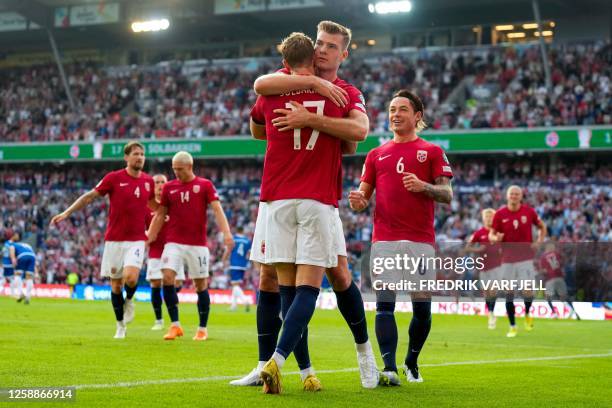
<box><xmin>251</xmin><ymin>86</ymin><xmax>350</xmax><ymax>207</ymax></box>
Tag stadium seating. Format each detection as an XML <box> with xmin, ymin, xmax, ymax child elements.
<box><xmin>1</xmin><ymin>41</ymin><xmax>609</xmax><ymax>141</ymax></box>
<box><xmin>1</xmin><ymin>158</ymin><xmax>609</xmax><ymax>287</ymax></box>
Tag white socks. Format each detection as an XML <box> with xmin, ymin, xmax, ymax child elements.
<box><xmin>271</xmin><ymin>352</ymin><xmax>286</xmax><ymax>369</ymax></box>
<box><xmin>356</xmin><ymin>339</ymin><xmax>372</xmax><ymax>354</ymax></box>
<box><xmin>25</xmin><ymin>279</ymin><xmax>33</xmax><ymax>300</ymax></box>
<box><xmin>300</xmin><ymin>366</ymin><xmax>315</xmax><ymax>382</ymax></box>
<box><xmin>13</xmin><ymin>276</ymin><xmax>23</xmax><ymax>298</ymax></box>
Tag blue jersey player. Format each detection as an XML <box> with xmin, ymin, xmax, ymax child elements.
<box><xmin>229</xmin><ymin>227</ymin><xmax>252</xmax><ymax>311</ymax></box>
<box><xmin>8</xmin><ymin>232</ymin><xmax>36</xmax><ymax>304</ymax></box>
<box><xmin>1</xmin><ymin>238</ymin><xmax>15</xmax><ymax>296</ymax></box>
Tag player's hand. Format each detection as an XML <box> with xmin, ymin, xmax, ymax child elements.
<box><xmin>272</xmin><ymin>101</ymin><xmax>311</xmax><ymax>131</ymax></box>
<box><xmin>49</xmin><ymin>212</ymin><xmax>69</xmax><ymax>226</ymax></box>
<box><xmin>349</xmin><ymin>190</ymin><xmax>368</xmax><ymax>211</ymax></box>
<box><xmin>223</xmin><ymin>235</ymin><xmax>235</xmax><ymax>258</ymax></box>
<box><xmin>312</xmin><ymin>76</ymin><xmax>348</xmax><ymax>107</ymax></box>
<box><xmin>402</xmin><ymin>172</ymin><xmax>426</xmax><ymax>192</ymax></box>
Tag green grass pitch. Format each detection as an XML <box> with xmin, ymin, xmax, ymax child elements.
<box><xmin>1</xmin><ymin>297</ymin><xmax>610</xmax><ymax>407</ymax></box>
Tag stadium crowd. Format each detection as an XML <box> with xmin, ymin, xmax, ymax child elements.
<box><xmin>1</xmin><ymin>41</ymin><xmax>609</xmax><ymax>142</ymax></box>
<box><xmin>1</xmin><ymin>157</ymin><xmax>609</xmax><ymax>287</ymax></box>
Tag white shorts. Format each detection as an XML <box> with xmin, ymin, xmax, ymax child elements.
<box><xmin>101</xmin><ymin>241</ymin><xmax>145</xmax><ymax>279</ymax></box>
<box><xmin>545</xmin><ymin>277</ymin><xmax>568</xmax><ymax>298</ymax></box>
<box><xmin>161</xmin><ymin>243</ymin><xmax>210</xmax><ymax>279</ymax></box>
<box><xmin>250</xmin><ymin>202</ymin><xmax>268</xmax><ymax>264</ymax></box>
<box><xmin>265</xmin><ymin>199</ymin><xmax>338</xmax><ymax>268</ymax></box>
<box><xmin>146</xmin><ymin>258</ymin><xmax>185</xmax><ymax>281</ymax></box>
<box><xmin>503</xmin><ymin>260</ymin><xmax>537</xmax><ymax>282</ymax></box>
<box><xmin>334</xmin><ymin>208</ymin><xmax>347</xmax><ymax>258</ymax></box>
<box><xmin>480</xmin><ymin>265</ymin><xmax>503</xmax><ymax>286</ymax></box>
<box><xmin>370</xmin><ymin>241</ymin><xmax>437</xmax><ymax>285</ymax></box>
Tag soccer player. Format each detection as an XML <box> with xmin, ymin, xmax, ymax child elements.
<box><xmin>50</xmin><ymin>141</ymin><xmax>157</xmax><ymax>339</ymax></box>
<box><xmin>489</xmin><ymin>185</ymin><xmax>547</xmax><ymax>338</ymax></box>
<box><xmin>2</xmin><ymin>234</ymin><xmax>16</xmax><ymax>297</ymax></box>
<box><xmin>228</xmin><ymin>226</ymin><xmax>252</xmax><ymax>312</ymax></box>
<box><xmin>145</xmin><ymin>174</ymin><xmax>185</xmax><ymax>330</ymax></box>
<box><xmin>8</xmin><ymin>232</ymin><xmax>36</xmax><ymax>304</ymax></box>
<box><xmin>538</xmin><ymin>242</ymin><xmax>580</xmax><ymax>320</ymax></box>
<box><xmin>147</xmin><ymin>151</ymin><xmax>233</xmax><ymax>341</ymax></box>
<box><xmin>242</xmin><ymin>22</ymin><xmax>378</xmax><ymax>391</ymax></box>
<box><xmin>349</xmin><ymin>89</ymin><xmax>453</xmax><ymax>385</ymax></box>
<box><xmin>466</xmin><ymin>208</ymin><xmax>503</xmax><ymax>329</ymax></box>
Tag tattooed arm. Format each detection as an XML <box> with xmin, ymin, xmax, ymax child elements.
<box><xmin>402</xmin><ymin>174</ymin><xmax>453</xmax><ymax>204</ymax></box>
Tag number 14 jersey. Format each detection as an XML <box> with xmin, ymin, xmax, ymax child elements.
<box><xmin>250</xmin><ymin>78</ymin><xmax>364</xmax><ymax>207</ymax></box>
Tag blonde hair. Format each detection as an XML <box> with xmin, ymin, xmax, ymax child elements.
<box><xmin>506</xmin><ymin>185</ymin><xmax>523</xmax><ymax>197</ymax></box>
<box><xmin>279</xmin><ymin>32</ymin><xmax>314</xmax><ymax>68</ymax></box>
<box><xmin>482</xmin><ymin>208</ymin><xmax>496</xmax><ymax>217</ymax></box>
<box><xmin>172</xmin><ymin>151</ymin><xmax>193</xmax><ymax>165</ymax></box>
<box><xmin>317</xmin><ymin>20</ymin><xmax>352</xmax><ymax>50</ymax></box>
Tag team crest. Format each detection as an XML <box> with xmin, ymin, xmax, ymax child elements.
<box><xmin>521</xmin><ymin>216</ymin><xmax>527</xmax><ymax>224</ymax></box>
<box><xmin>193</xmin><ymin>185</ymin><xmax>200</xmax><ymax>193</ymax></box>
<box><xmin>417</xmin><ymin>150</ymin><xmax>428</xmax><ymax>163</ymax></box>
<box><xmin>144</xmin><ymin>182</ymin><xmax>150</xmax><ymax>192</ymax></box>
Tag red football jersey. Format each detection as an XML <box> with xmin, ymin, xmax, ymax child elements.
<box><xmin>94</xmin><ymin>169</ymin><xmax>154</xmax><ymax>242</ymax></box>
<box><xmin>160</xmin><ymin>177</ymin><xmax>220</xmax><ymax>246</ymax></box>
<box><xmin>492</xmin><ymin>204</ymin><xmax>541</xmax><ymax>263</ymax></box>
<box><xmin>539</xmin><ymin>250</ymin><xmax>564</xmax><ymax>280</ymax></box>
<box><xmin>251</xmin><ymin>75</ymin><xmax>365</xmax><ymax>207</ymax></box>
<box><xmin>470</xmin><ymin>227</ymin><xmax>502</xmax><ymax>271</ymax></box>
<box><xmin>361</xmin><ymin>138</ymin><xmax>453</xmax><ymax>244</ymax></box>
<box><xmin>145</xmin><ymin>211</ymin><xmax>169</xmax><ymax>259</ymax></box>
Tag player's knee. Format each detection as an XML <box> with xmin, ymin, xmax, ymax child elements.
<box><xmin>194</xmin><ymin>278</ymin><xmax>208</xmax><ymax>292</ymax></box>
<box><xmin>259</xmin><ymin>266</ymin><xmax>279</xmax><ymax>292</ymax></box>
<box><xmin>327</xmin><ymin>267</ymin><xmax>351</xmax><ymax>292</ymax></box>
<box><xmin>150</xmin><ymin>279</ymin><xmax>162</xmax><ymax>288</ymax></box>
<box><xmin>162</xmin><ymin>270</ymin><xmax>175</xmax><ymax>286</ymax></box>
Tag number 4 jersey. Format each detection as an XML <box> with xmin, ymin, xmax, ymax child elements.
<box><xmin>160</xmin><ymin>177</ymin><xmax>220</xmax><ymax>246</ymax></box>
<box><xmin>94</xmin><ymin>169</ymin><xmax>154</xmax><ymax>242</ymax></box>
<box><xmin>250</xmin><ymin>77</ymin><xmax>365</xmax><ymax>207</ymax></box>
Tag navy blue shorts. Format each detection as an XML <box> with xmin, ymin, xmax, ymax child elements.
<box><xmin>230</xmin><ymin>269</ymin><xmax>245</xmax><ymax>283</ymax></box>
<box><xmin>16</xmin><ymin>256</ymin><xmax>35</xmax><ymax>274</ymax></box>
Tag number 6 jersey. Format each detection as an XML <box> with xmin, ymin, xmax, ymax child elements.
<box><xmin>94</xmin><ymin>169</ymin><xmax>154</xmax><ymax>242</ymax></box>
<box><xmin>250</xmin><ymin>76</ymin><xmax>365</xmax><ymax>207</ymax></box>
<box><xmin>361</xmin><ymin>138</ymin><xmax>453</xmax><ymax>244</ymax></box>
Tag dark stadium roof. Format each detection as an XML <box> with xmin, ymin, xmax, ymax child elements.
<box><xmin>1</xmin><ymin>0</ymin><xmax>610</xmax><ymax>51</ymax></box>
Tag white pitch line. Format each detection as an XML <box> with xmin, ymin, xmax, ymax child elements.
<box><xmin>69</xmin><ymin>352</ymin><xmax>612</xmax><ymax>390</ymax></box>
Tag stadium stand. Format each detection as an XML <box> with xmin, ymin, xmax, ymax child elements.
<box><xmin>1</xmin><ymin>41</ymin><xmax>609</xmax><ymax>141</ymax></box>
<box><xmin>1</xmin><ymin>157</ymin><xmax>609</xmax><ymax>287</ymax></box>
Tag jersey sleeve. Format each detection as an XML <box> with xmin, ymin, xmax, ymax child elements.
<box><xmin>146</xmin><ymin>177</ymin><xmax>155</xmax><ymax>201</ymax></box>
<box><xmin>205</xmin><ymin>180</ymin><xmax>220</xmax><ymax>203</ymax></box>
<box><xmin>250</xmin><ymin>96</ymin><xmax>266</xmax><ymax>125</ymax></box>
<box><xmin>530</xmin><ymin>206</ymin><xmax>541</xmax><ymax>226</ymax></box>
<box><xmin>344</xmin><ymin>85</ymin><xmax>367</xmax><ymax>115</ymax></box>
<box><xmin>431</xmin><ymin>146</ymin><xmax>454</xmax><ymax>180</ymax></box>
<box><xmin>160</xmin><ymin>184</ymin><xmax>170</xmax><ymax>208</ymax></box>
<box><xmin>491</xmin><ymin>211</ymin><xmax>502</xmax><ymax>232</ymax></box>
<box><xmin>94</xmin><ymin>172</ymin><xmax>114</xmax><ymax>196</ymax></box>
<box><xmin>361</xmin><ymin>150</ymin><xmax>377</xmax><ymax>186</ymax></box>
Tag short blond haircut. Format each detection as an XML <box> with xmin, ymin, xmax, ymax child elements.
<box><xmin>506</xmin><ymin>185</ymin><xmax>523</xmax><ymax>197</ymax></box>
<box><xmin>482</xmin><ymin>208</ymin><xmax>496</xmax><ymax>217</ymax></box>
<box><xmin>279</xmin><ymin>32</ymin><xmax>314</xmax><ymax>68</ymax></box>
<box><xmin>172</xmin><ymin>151</ymin><xmax>193</xmax><ymax>165</ymax></box>
<box><xmin>317</xmin><ymin>20</ymin><xmax>352</xmax><ymax>50</ymax></box>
